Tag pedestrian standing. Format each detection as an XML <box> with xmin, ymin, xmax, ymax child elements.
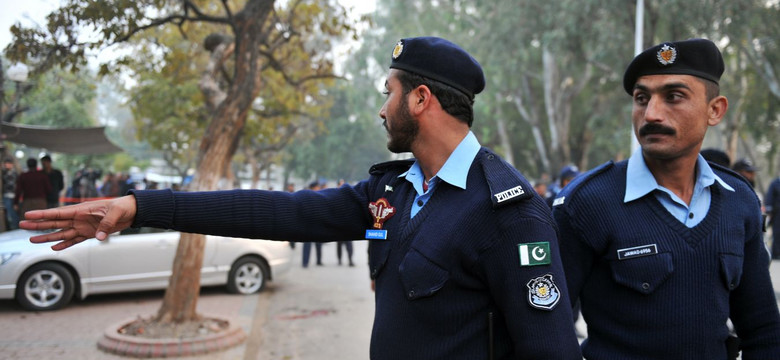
<box><xmin>553</xmin><ymin>38</ymin><xmax>780</xmax><ymax>359</ymax></box>
<box><xmin>335</xmin><ymin>179</ymin><xmax>355</xmax><ymax>266</ymax></box>
<box><xmin>14</xmin><ymin>158</ymin><xmax>52</xmax><ymax>218</ymax></box>
<box><xmin>40</xmin><ymin>155</ymin><xmax>64</xmax><ymax>208</ymax></box>
<box><xmin>2</xmin><ymin>158</ymin><xmax>20</xmax><ymax>229</ymax></box>
<box><xmin>23</xmin><ymin>36</ymin><xmax>582</xmax><ymax>359</ymax></box>
<box><xmin>301</xmin><ymin>181</ymin><xmax>323</xmax><ymax>267</ymax></box>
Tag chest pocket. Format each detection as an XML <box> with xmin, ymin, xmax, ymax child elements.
<box><xmin>399</xmin><ymin>248</ymin><xmax>449</xmax><ymax>300</ymax></box>
<box><xmin>610</xmin><ymin>253</ymin><xmax>674</xmax><ymax>294</ymax></box>
<box><xmin>719</xmin><ymin>253</ymin><xmax>743</xmax><ymax>291</ymax></box>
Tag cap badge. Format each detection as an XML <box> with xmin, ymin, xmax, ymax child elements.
<box><xmin>392</xmin><ymin>40</ymin><xmax>404</xmax><ymax>59</ymax></box>
<box><xmin>369</xmin><ymin>197</ymin><xmax>396</xmax><ymax>229</ymax></box>
<box><xmin>656</xmin><ymin>44</ymin><xmax>677</xmax><ymax>66</ymax></box>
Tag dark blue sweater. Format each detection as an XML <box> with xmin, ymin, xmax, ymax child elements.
<box><xmin>553</xmin><ymin>161</ymin><xmax>780</xmax><ymax>359</ymax></box>
<box><xmin>131</xmin><ymin>148</ymin><xmax>582</xmax><ymax>359</ymax></box>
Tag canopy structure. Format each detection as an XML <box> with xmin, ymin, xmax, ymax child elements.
<box><xmin>0</xmin><ymin>122</ymin><xmax>123</xmax><ymax>155</ymax></box>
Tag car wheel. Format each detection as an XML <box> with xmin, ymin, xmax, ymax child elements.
<box><xmin>227</xmin><ymin>256</ymin><xmax>269</xmax><ymax>294</ymax></box>
<box><xmin>16</xmin><ymin>263</ymin><xmax>75</xmax><ymax>311</ymax></box>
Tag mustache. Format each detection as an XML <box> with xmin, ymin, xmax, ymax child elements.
<box><xmin>639</xmin><ymin>123</ymin><xmax>676</xmax><ymax>137</ymax></box>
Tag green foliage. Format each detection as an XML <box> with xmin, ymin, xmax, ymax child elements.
<box><xmin>285</xmin><ymin>82</ymin><xmax>388</xmax><ymax>182</ymax></box>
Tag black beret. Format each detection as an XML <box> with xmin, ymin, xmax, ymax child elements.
<box><xmin>623</xmin><ymin>38</ymin><xmax>724</xmax><ymax>95</ymax></box>
<box><xmin>389</xmin><ymin>37</ymin><xmax>485</xmax><ymax>99</ymax></box>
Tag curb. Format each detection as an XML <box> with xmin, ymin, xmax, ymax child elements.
<box><xmin>97</xmin><ymin>315</ymin><xmax>247</xmax><ymax>358</ymax></box>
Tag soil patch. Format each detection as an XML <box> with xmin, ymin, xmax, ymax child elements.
<box><xmin>117</xmin><ymin>316</ymin><xmax>229</xmax><ymax>339</ymax></box>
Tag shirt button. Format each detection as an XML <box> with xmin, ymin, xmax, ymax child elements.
<box><xmin>688</xmin><ymin>213</ymin><xmax>694</xmax><ymax>219</ymax></box>
<box><xmin>642</xmin><ymin>282</ymin><xmax>650</xmax><ymax>290</ymax></box>
<box><xmin>417</xmin><ymin>200</ymin><xmax>424</xmax><ymax>207</ymax></box>
<box><xmin>408</xmin><ymin>290</ymin><xmax>415</xmax><ymax>298</ymax></box>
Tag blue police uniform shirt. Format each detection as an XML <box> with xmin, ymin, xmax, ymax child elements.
<box><xmin>624</xmin><ymin>148</ymin><xmax>734</xmax><ymax>227</ymax></box>
<box><xmin>402</xmin><ymin>131</ymin><xmax>480</xmax><ymax>218</ymax></box>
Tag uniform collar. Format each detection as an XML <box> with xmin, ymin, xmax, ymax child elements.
<box><xmin>624</xmin><ymin>148</ymin><xmax>734</xmax><ymax>203</ymax></box>
<box><xmin>401</xmin><ymin>131</ymin><xmax>481</xmax><ymax>192</ymax></box>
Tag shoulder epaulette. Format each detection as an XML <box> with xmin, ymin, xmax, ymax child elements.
<box><xmin>477</xmin><ymin>149</ymin><xmax>534</xmax><ymax>208</ymax></box>
<box><xmin>369</xmin><ymin>159</ymin><xmax>415</xmax><ymax>176</ymax></box>
<box><xmin>552</xmin><ymin>161</ymin><xmax>615</xmax><ymax>208</ymax></box>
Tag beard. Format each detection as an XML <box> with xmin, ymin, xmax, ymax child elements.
<box><xmin>385</xmin><ymin>97</ymin><xmax>419</xmax><ymax>153</ymax></box>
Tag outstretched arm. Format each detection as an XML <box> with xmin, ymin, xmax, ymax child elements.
<box><xmin>19</xmin><ymin>195</ymin><xmax>138</xmax><ymax>251</ymax></box>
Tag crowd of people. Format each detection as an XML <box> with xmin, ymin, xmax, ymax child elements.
<box><xmin>1</xmin><ymin>155</ymin><xmax>157</xmax><ymax>229</ymax></box>
<box><xmin>18</xmin><ymin>36</ymin><xmax>780</xmax><ymax>359</ymax></box>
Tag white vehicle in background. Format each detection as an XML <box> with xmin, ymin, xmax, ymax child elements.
<box><xmin>0</xmin><ymin>228</ymin><xmax>293</xmax><ymax>311</ymax></box>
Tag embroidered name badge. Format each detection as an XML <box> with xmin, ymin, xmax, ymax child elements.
<box><xmin>365</xmin><ymin>229</ymin><xmax>388</xmax><ymax>240</ymax></box>
<box><xmin>494</xmin><ymin>185</ymin><xmax>525</xmax><ymax>203</ymax></box>
<box><xmin>368</xmin><ymin>198</ymin><xmax>396</xmax><ymax>230</ymax></box>
<box><xmin>518</xmin><ymin>242</ymin><xmax>551</xmax><ymax>266</ymax></box>
<box><xmin>526</xmin><ymin>274</ymin><xmax>560</xmax><ymax>311</ymax></box>
<box><xmin>617</xmin><ymin>244</ymin><xmax>658</xmax><ymax>260</ymax></box>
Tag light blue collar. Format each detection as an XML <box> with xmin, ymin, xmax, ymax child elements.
<box><xmin>624</xmin><ymin>149</ymin><xmax>734</xmax><ymax>203</ymax></box>
<box><xmin>401</xmin><ymin>131</ymin><xmax>481</xmax><ymax>193</ymax></box>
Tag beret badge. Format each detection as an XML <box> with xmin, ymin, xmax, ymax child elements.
<box><xmin>656</xmin><ymin>44</ymin><xmax>677</xmax><ymax>66</ymax></box>
<box><xmin>392</xmin><ymin>40</ymin><xmax>404</xmax><ymax>59</ymax></box>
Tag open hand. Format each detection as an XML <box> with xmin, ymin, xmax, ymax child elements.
<box><xmin>19</xmin><ymin>195</ymin><xmax>137</xmax><ymax>251</ymax></box>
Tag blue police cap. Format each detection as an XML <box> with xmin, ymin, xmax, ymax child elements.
<box><xmin>623</xmin><ymin>38</ymin><xmax>724</xmax><ymax>95</ymax></box>
<box><xmin>389</xmin><ymin>37</ymin><xmax>485</xmax><ymax>99</ymax></box>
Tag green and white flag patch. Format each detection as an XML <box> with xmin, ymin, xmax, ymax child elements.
<box><xmin>518</xmin><ymin>242</ymin><xmax>551</xmax><ymax>266</ymax></box>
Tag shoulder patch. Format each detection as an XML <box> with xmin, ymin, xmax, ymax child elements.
<box><xmin>477</xmin><ymin>149</ymin><xmax>533</xmax><ymax>208</ymax></box>
<box><xmin>368</xmin><ymin>159</ymin><xmax>415</xmax><ymax>176</ymax></box>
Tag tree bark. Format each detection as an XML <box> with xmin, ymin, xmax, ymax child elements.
<box><xmin>154</xmin><ymin>0</ymin><xmax>274</xmax><ymax>323</ymax></box>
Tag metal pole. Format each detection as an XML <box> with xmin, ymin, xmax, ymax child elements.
<box><xmin>631</xmin><ymin>0</ymin><xmax>644</xmax><ymax>154</ymax></box>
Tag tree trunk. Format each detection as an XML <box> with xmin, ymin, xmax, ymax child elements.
<box><xmin>154</xmin><ymin>0</ymin><xmax>274</xmax><ymax>323</ymax></box>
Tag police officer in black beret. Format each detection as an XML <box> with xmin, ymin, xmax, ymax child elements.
<box><xmin>554</xmin><ymin>38</ymin><xmax>780</xmax><ymax>359</ymax></box>
<box><xmin>23</xmin><ymin>37</ymin><xmax>582</xmax><ymax>359</ymax></box>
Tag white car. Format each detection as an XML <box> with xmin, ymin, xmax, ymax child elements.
<box><xmin>0</xmin><ymin>228</ymin><xmax>293</xmax><ymax>311</ymax></box>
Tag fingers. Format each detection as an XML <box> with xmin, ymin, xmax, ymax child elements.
<box><xmin>51</xmin><ymin>236</ymin><xmax>91</xmax><ymax>251</ymax></box>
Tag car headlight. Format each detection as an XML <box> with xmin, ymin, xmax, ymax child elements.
<box><xmin>1</xmin><ymin>252</ymin><xmax>20</xmax><ymax>265</ymax></box>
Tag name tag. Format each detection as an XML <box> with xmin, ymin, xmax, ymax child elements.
<box><xmin>365</xmin><ymin>229</ymin><xmax>388</xmax><ymax>240</ymax></box>
<box><xmin>617</xmin><ymin>244</ymin><xmax>658</xmax><ymax>260</ymax></box>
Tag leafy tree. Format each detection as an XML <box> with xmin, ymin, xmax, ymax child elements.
<box><xmin>285</xmin><ymin>82</ymin><xmax>388</xmax><ymax>183</ymax></box>
<box><xmin>5</xmin><ymin>0</ymin><xmax>358</xmax><ymax>326</ymax></box>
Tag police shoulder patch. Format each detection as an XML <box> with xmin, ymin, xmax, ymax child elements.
<box><xmin>479</xmin><ymin>149</ymin><xmax>533</xmax><ymax>208</ymax></box>
<box><xmin>526</xmin><ymin>274</ymin><xmax>560</xmax><ymax>311</ymax></box>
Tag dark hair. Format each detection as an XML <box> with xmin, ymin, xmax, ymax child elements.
<box><xmin>41</xmin><ymin>155</ymin><xmax>52</xmax><ymax>162</ymax></box>
<box><xmin>26</xmin><ymin>158</ymin><xmax>37</xmax><ymax>169</ymax></box>
<box><xmin>702</xmin><ymin>79</ymin><xmax>720</xmax><ymax>102</ymax></box>
<box><xmin>396</xmin><ymin>70</ymin><xmax>475</xmax><ymax>127</ymax></box>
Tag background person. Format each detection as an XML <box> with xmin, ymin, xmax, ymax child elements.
<box><xmin>40</xmin><ymin>155</ymin><xmax>64</xmax><ymax>208</ymax></box>
<box><xmin>14</xmin><ymin>158</ymin><xmax>52</xmax><ymax>218</ymax></box>
<box><xmin>2</xmin><ymin>158</ymin><xmax>19</xmax><ymax>229</ymax></box>
<box><xmin>553</xmin><ymin>38</ymin><xmax>780</xmax><ymax>359</ymax></box>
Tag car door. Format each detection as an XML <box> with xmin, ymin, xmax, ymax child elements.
<box><xmin>84</xmin><ymin>227</ymin><xmax>179</xmax><ymax>295</ymax></box>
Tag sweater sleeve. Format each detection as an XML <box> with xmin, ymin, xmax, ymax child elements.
<box><xmin>730</xmin><ymin>204</ymin><xmax>780</xmax><ymax>358</ymax></box>
<box><xmin>477</xmin><ymin>212</ymin><xmax>582</xmax><ymax>359</ymax></box>
<box><xmin>553</xmin><ymin>200</ymin><xmax>599</xmax><ymax>307</ymax></box>
<box><xmin>130</xmin><ymin>183</ymin><xmax>373</xmax><ymax>242</ymax></box>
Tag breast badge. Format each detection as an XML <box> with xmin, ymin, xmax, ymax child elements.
<box><xmin>368</xmin><ymin>198</ymin><xmax>396</xmax><ymax>230</ymax></box>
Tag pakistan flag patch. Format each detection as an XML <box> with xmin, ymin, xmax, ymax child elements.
<box><xmin>518</xmin><ymin>242</ymin><xmax>551</xmax><ymax>266</ymax></box>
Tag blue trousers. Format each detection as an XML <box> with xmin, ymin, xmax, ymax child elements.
<box><xmin>302</xmin><ymin>242</ymin><xmax>322</xmax><ymax>267</ymax></box>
